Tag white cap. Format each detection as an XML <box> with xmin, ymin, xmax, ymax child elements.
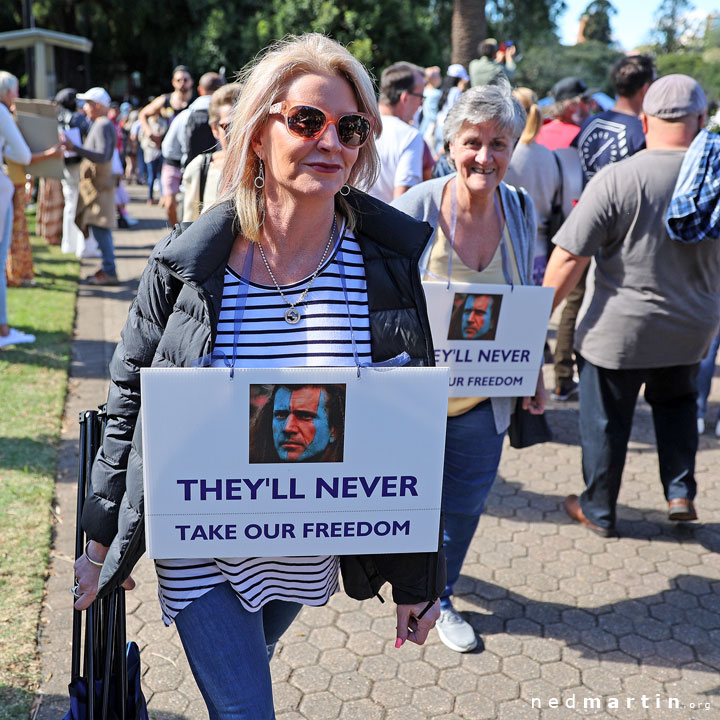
<box><xmin>76</xmin><ymin>87</ymin><xmax>111</xmax><ymax>108</ymax></box>
<box><xmin>447</xmin><ymin>64</ymin><xmax>470</xmax><ymax>82</ymax></box>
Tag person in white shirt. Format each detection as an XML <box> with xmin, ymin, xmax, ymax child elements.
<box><xmin>368</xmin><ymin>62</ymin><xmax>425</xmax><ymax>202</ymax></box>
<box><xmin>0</xmin><ymin>72</ymin><xmax>35</xmax><ymax>346</ymax></box>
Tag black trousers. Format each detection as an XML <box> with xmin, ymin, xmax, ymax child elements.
<box><xmin>577</xmin><ymin>356</ymin><xmax>699</xmax><ymax>529</ymax></box>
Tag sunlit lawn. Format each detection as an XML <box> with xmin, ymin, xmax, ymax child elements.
<box><xmin>0</xmin><ymin>220</ymin><xmax>79</xmax><ymax>720</ymax></box>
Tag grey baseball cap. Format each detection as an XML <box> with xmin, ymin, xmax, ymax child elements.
<box><xmin>642</xmin><ymin>74</ymin><xmax>707</xmax><ymax>119</ymax></box>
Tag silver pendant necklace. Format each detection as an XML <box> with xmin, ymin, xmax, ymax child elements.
<box><xmin>256</xmin><ymin>215</ymin><xmax>337</xmax><ymax>324</ymax></box>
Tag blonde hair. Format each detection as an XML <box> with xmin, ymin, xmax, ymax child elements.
<box><xmin>513</xmin><ymin>87</ymin><xmax>542</xmax><ymax>144</ymax></box>
<box><xmin>209</xmin><ymin>82</ymin><xmax>243</xmax><ymax>125</ymax></box>
<box><xmin>217</xmin><ymin>34</ymin><xmax>381</xmax><ymax>242</ymax></box>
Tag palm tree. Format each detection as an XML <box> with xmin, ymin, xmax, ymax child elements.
<box><xmin>451</xmin><ymin>0</ymin><xmax>487</xmax><ymax>68</ymax></box>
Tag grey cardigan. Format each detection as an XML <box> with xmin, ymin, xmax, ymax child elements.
<box><xmin>392</xmin><ymin>174</ymin><xmax>536</xmax><ymax>433</ymax></box>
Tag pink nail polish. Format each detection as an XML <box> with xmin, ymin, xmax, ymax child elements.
<box><xmin>395</xmin><ymin>638</ymin><xmax>403</xmax><ymax>648</ymax></box>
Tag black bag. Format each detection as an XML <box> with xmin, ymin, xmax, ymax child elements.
<box><xmin>508</xmin><ymin>404</ymin><xmax>553</xmax><ymax>449</ymax></box>
<box><xmin>184</xmin><ymin>107</ymin><xmax>217</xmax><ymax>168</ymax></box>
<box><xmin>63</xmin><ymin>408</ymin><xmax>150</xmax><ymax>720</ymax></box>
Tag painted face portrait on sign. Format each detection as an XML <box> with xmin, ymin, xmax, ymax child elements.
<box><xmin>272</xmin><ymin>386</ymin><xmax>335</xmax><ymax>461</ymax></box>
<box><xmin>447</xmin><ymin>293</ymin><xmax>502</xmax><ymax>341</ymax></box>
<box><xmin>461</xmin><ymin>295</ymin><xmax>494</xmax><ymax>339</ymax></box>
<box><xmin>250</xmin><ymin>384</ymin><xmax>346</xmax><ymax>463</ymax></box>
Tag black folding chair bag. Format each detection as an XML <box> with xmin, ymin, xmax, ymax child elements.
<box><xmin>64</xmin><ymin>408</ymin><xmax>149</xmax><ymax>720</ymax></box>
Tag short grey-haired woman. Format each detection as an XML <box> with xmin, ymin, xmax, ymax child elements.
<box><xmin>393</xmin><ymin>81</ymin><xmax>546</xmax><ymax>653</ymax></box>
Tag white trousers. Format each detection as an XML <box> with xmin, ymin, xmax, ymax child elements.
<box><xmin>60</xmin><ymin>163</ymin><xmax>85</xmax><ymax>256</ymax></box>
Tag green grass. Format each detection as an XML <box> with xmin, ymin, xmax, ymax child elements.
<box><xmin>0</xmin><ymin>221</ymin><xmax>80</xmax><ymax>720</ymax></box>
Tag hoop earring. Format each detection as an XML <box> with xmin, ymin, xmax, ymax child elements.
<box><xmin>254</xmin><ymin>160</ymin><xmax>265</xmax><ymax>189</ymax></box>
<box><xmin>339</xmin><ymin>184</ymin><xmax>350</xmax><ymax>196</ymax></box>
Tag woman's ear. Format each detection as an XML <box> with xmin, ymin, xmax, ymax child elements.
<box><xmin>251</xmin><ymin>133</ymin><xmax>264</xmax><ymax>161</ymax></box>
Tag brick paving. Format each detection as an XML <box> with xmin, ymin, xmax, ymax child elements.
<box><xmin>34</xmin><ymin>187</ymin><xmax>720</xmax><ymax>719</ymax></box>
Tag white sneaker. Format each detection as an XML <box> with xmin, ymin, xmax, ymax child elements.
<box><xmin>715</xmin><ymin>419</ymin><xmax>720</xmax><ymax>438</ymax></box>
<box><xmin>698</xmin><ymin>418</ymin><xmax>705</xmax><ymax>435</ymax></box>
<box><xmin>0</xmin><ymin>328</ymin><xmax>36</xmax><ymax>348</ymax></box>
<box><xmin>436</xmin><ymin>607</ymin><xmax>478</xmax><ymax>653</ymax></box>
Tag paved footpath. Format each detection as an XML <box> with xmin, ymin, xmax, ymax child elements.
<box><xmin>34</xmin><ymin>187</ymin><xmax>720</xmax><ymax>720</ymax></box>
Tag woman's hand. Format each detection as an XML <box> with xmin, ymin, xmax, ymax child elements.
<box><xmin>395</xmin><ymin>599</ymin><xmax>441</xmax><ymax>647</ymax></box>
<box><xmin>522</xmin><ymin>369</ymin><xmax>547</xmax><ymax>415</ymax></box>
<box><xmin>72</xmin><ymin>540</ymin><xmax>135</xmax><ymax>611</ymax></box>
<box><xmin>43</xmin><ymin>143</ymin><xmax>63</xmax><ymax>159</ymax></box>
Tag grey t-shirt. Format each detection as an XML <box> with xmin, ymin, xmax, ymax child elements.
<box><xmin>74</xmin><ymin>116</ymin><xmax>115</xmax><ymax>165</ymax></box>
<box><xmin>554</xmin><ymin>149</ymin><xmax>720</xmax><ymax>370</ymax></box>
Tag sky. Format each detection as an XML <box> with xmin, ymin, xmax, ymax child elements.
<box><xmin>558</xmin><ymin>0</ymin><xmax>719</xmax><ymax>51</ymax></box>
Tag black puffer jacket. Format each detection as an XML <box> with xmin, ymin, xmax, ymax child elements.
<box><xmin>82</xmin><ymin>189</ymin><xmax>446</xmax><ymax>604</ymax></box>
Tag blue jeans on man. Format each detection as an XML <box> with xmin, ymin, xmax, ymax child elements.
<box><xmin>89</xmin><ymin>224</ymin><xmax>117</xmax><ymax>277</ymax></box>
<box><xmin>576</xmin><ymin>355</ymin><xmax>699</xmax><ymax>531</ymax></box>
<box><xmin>696</xmin><ymin>329</ymin><xmax>720</xmax><ymax>425</ymax></box>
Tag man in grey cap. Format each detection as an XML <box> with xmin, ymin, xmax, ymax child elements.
<box><xmin>542</xmin><ymin>74</ymin><xmax>716</xmax><ymax>536</ymax></box>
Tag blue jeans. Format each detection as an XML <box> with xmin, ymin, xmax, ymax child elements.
<box><xmin>0</xmin><ymin>199</ymin><xmax>12</xmax><ymax>326</ymax></box>
<box><xmin>577</xmin><ymin>356</ymin><xmax>699</xmax><ymax>529</ymax></box>
<box><xmin>440</xmin><ymin>400</ymin><xmax>505</xmax><ymax>609</ymax></box>
<box><xmin>146</xmin><ymin>156</ymin><xmax>162</xmax><ymax>201</ymax></box>
<box><xmin>174</xmin><ymin>582</ymin><xmax>302</xmax><ymax>719</ymax></box>
<box><xmin>697</xmin><ymin>329</ymin><xmax>720</xmax><ymax>420</ymax></box>
<box><xmin>89</xmin><ymin>225</ymin><xmax>116</xmax><ymax>276</ymax></box>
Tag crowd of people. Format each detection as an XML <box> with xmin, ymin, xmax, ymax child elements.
<box><xmin>2</xmin><ymin>29</ymin><xmax>719</xmax><ymax>720</ymax></box>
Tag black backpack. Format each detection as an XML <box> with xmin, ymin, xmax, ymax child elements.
<box><xmin>184</xmin><ymin>107</ymin><xmax>217</xmax><ymax>168</ymax></box>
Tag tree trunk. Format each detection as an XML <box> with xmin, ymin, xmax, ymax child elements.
<box><xmin>451</xmin><ymin>0</ymin><xmax>486</xmax><ymax>68</ymax></box>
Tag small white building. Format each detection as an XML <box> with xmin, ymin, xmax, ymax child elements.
<box><xmin>0</xmin><ymin>28</ymin><xmax>93</xmax><ymax>99</ymax></box>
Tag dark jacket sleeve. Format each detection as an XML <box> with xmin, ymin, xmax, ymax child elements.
<box><xmin>81</xmin><ymin>234</ymin><xmax>181</xmax><ymax>544</ymax></box>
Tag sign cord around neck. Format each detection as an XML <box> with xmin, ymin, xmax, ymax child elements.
<box><xmin>336</xmin><ymin>245</ymin><xmax>411</xmax><ymax>377</ymax></box>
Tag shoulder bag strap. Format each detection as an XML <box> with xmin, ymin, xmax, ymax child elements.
<box><xmin>198</xmin><ymin>152</ymin><xmax>213</xmax><ymax>213</ymax></box>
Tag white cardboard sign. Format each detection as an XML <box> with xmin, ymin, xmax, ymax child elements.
<box><xmin>140</xmin><ymin>366</ymin><xmax>449</xmax><ymax>559</ymax></box>
<box><xmin>423</xmin><ymin>281</ymin><xmax>553</xmax><ymax>397</ymax></box>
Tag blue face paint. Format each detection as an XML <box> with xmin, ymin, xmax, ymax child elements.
<box><xmin>461</xmin><ymin>295</ymin><xmax>493</xmax><ymax>339</ymax></box>
<box><xmin>272</xmin><ymin>387</ymin><xmax>333</xmax><ymax>462</ymax></box>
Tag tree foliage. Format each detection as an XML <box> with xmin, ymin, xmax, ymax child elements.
<box><xmin>652</xmin><ymin>0</ymin><xmax>695</xmax><ymax>54</ymax></box>
<box><xmin>514</xmin><ymin>40</ymin><xmax>621</xmax><ymax>97</ymax></box>
<box><xmin>1</xmin><ymin>0</ymin><xmax>453</xmax><ymax>99</ymax></box>
<box><xmin>486</xmin><ymin>0</ymin><xmax>566</xmax><ymax>51</ymax></box>
<box><xmin>581</xmin><ymin>0</ymin><xmax>617</xmax><ymax>46</ymax></box>
<box><xmin>656</xmin><ymin>52</ymin><xmax>720</xmax><ymax>104</ymax></box>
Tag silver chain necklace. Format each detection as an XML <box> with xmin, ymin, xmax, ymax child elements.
<box><xmin>256</xmin><ymin>216</ymin><xmax>337</xmax><ymax>324</ymax></box>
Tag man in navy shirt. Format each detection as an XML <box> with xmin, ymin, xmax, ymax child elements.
<box><xmin>574</xmin><ymin>55</ymin><xmax>656</xmax><ymax>184</ymax></box>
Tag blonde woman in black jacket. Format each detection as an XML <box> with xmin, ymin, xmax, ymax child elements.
<box><xmin>73</xmin><ymin>34</ymin><xmax>443</xmax><ymax>719</ymax></box>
